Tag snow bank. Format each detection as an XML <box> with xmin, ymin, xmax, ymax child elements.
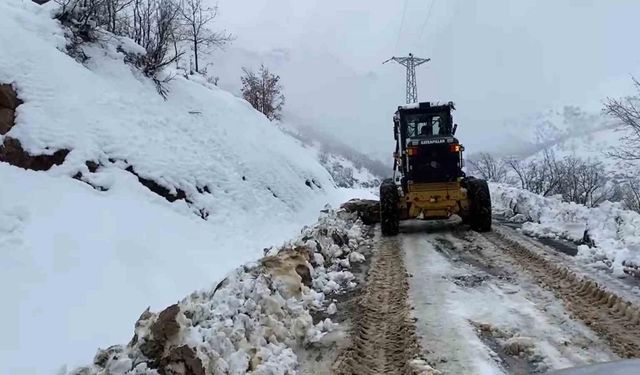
<box><xmin>491</xmin><ymin>183</ymin><xmax>640</xmax><ymax>277</ymax></box>
<box><xmin>0</xmin><ymin>1</ymin><xmax>372</xmax><ymax>374</ymax></box>
<box><xmin>67</xmin><ymin>210</ymin><xmax>369</xmax><ymax>375</ymax></box>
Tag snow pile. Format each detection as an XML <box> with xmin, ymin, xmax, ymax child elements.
<box><xmin>491</xmin><ymin>183</ymin><xmax>640</xmax><ymax>277</ymax></box>
<box><xmin>69</xmin><ymin>210</ymin><xmax>369</xmax><ymax>375</ymax></box>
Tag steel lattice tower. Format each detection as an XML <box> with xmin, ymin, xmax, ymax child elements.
<box><xmin>383</xmin><ymin>53</ymin><xmax>431</xmax><ymax>104</ymax></box>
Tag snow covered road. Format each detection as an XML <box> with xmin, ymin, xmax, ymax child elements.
<box><xmin>334</xmin><ymin>220</ymin><xmax>640</xmax><ymax>375</ymax></box>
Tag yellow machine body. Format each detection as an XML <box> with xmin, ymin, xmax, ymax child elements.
<box><xmin>398</xmin><ymin>181</ymin><xmax>469</xmax><ymax>220</ymax></box>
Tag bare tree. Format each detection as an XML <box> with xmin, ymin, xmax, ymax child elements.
<box><xmin>507</xmin><ymin>150</ymin><xmax>563</xmax><ymax>197</ymax></box>
<box><xmin>103</xmin><ymin>0</ymin><xmax>135</xmax><ymax>34</ymax></box>
<box><xmin>604</xmin><ymin>77</ymin><xmax>640</xmax><ymax>160</ymax></box>
<box><xmin>558</xmin><ymin>157</ymin><xmax>611</xmax><ymax>207</ymax></box>
<box><xmin>241</xmin><ymin>65</ymin><xmax>285</xmax><ymax>121</ymax></box>
<box><xmin>180</xmin><ymin>0</ymin><xmax>232</xmax><ymax>74</ymax></box>
<box><xmin>468</xmin><ymin>152</ymin><xmax>507</xmax><ymax>182</ymax></box>
<box><xmin>128</xmin><ymin>0</ymin><xmax>183</xmax><ymax>95</ymax></box>
<box><xmin>508</xmin><ymin>151</ymin><xmax>612</xmax><ymax>207</ymax></box>
<box><xmin>53</xmin><ymin>0</ymin><xmax>235</xmax><ymax>97</ymax></box>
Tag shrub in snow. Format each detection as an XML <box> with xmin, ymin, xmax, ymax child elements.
<box><xmin>241</xmin><ymin>65</ymin><xmax>285</xmax><ymax>122</ymax></box>
<box><xmin>69</xmin><ymin>210</ymin><xmax>370</xmax><ymax>375</ymax></box>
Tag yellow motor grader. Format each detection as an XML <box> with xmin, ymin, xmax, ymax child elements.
<box><xmin>380</xmin><ymin>101</ymin><xmax>491</xmax><ymax>236</ymax></box>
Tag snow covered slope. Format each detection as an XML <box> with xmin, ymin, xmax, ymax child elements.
<box><xmin>0</xmin><ymin>1</ymin><xmax>372</xmax><ymax>374</ymax></box>
<box><xmin>537</xmin><ymin>125</ymin><xmax>635</xmax><ymax>176</ymax></box>
<box><xmin>495</xmin><ymin>106</ymin><xmax>612</xmax><ymax>158</ymax></box>
<box><xmin>502</xmin><ymin>106</ymin><xmax>611</xmax><ymax>152</ymax></box>
<box><xmin>493</xmin><ymin>104</ymin><xmax>640</xmax><ymax>182</ymax></box>
<box><xmin>502</xmin><ymin>106</ymin><xmax>637</xmax><ymax>174</ymax></box>
<box><xmin>318</xmin><ymin>152</ymin><xmax>380</xmax><ymax>189</ymax></box>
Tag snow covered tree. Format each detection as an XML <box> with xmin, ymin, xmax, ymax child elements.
<box><xmin>179</xmin><ymin>0</ymin><xmax>232</xmax><ymax>74</ymax></box>
<box><xmin>54</xmin><ymin>0</ymin><xmax>132</xmax><ymax>36</ymax></box>
<box><xmin>54</xmin><ymin>0</ymin><xmax>106</xmax><ymax>42</ymax></box>
<box><xmin>241</xmin><ymin>65</ymin><xmax>285</xmax><ymax>121</ymax></box>
<box><xmin>620</xmin><ymin>177</ymin><xmax>640</xmax><ymax>212</ymax></box>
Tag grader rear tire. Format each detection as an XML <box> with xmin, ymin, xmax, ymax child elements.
<box><xmin>466</xmin><ymin>178</ymin><xmax>492</xmax><ymax>232</ymax></box>
<box><xmin>380</xmin><ymin>178</ymin><xmax>400</xmax><ymax>236</ymax></box>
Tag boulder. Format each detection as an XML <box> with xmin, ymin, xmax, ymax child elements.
<box><xmin>0</xmin><ymin>84</ymin><xmax>21</xmax><ymax>135</ymax></box>
<box><xmin>160</xmin><ymin>345</ymin><xmax>205</xmax><ymax>375</ymax></box>
<box><xmin>0</xmin><ymin>137</ymin><xmax>69</xmax><ymax>171</ymax></box>
<box><xmin>0</xmin><ymin>84</ymin><xmax>20</xmax><ymax>110</ymax></box>
<box><xmin>0</xmin><ymin>108</ymin><xmax>14</xmax><ymax>135</ymax></box>
<box><xmin>341</xmin><ymin>199</ymin><xmax>380</xmax><ymax>224</ymax></box>
<box><xmin>139</xmin><ymin>304</ymin><xmax>181</xmax><ymax>361</ymax></box>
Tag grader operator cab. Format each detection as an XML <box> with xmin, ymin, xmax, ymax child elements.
<box><xmin>380</xmin><ymin>101</ymin><xmax>491</xmax><ymax>236</ymax></box>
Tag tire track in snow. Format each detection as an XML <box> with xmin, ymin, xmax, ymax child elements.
<box><xmin>407</xmin><ymin>221</ymin><xmax>617</xmax><ymax>373</ymax></box>
<box><xmin>333</xmin><ymin>235</ymin><xmax>426</xmax><ymax>375</ymax></box>
<box><xmin>481</xmin><ymin>230</ymin><xmax>640</xmax><ymax>358</ymax></box>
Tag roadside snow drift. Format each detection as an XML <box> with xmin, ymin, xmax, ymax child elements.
<box><xmin>491</xmin><ymin>183</ymin><xmax>640</xmax><ymax>278</ymax></box>
<box><xmin>0</xmin><ymin>1</ymin><xmax>373</xmax><ymax>374</ymax></box>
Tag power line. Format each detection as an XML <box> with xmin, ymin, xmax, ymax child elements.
<box><xmin>394</xmin><ymin>0</ymin><xmax>409</xmax><ymax>53</ymax></box>
<box><xmin>418</xmin><ymin>0</ymin><xmax>437</xmax><ymax>44</ymax></box>
<box><xmin>383</xmin><ymin>53</ymin><xmax>431</xmax><ymax>103</ymax></box>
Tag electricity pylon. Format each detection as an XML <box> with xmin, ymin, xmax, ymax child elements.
<box><xmin>383</xmin><ymin>53</ymin><xmax>430</xmax><ymax>104</ymax></box>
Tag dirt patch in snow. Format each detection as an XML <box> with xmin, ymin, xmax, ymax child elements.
<box><xmin>471</xmin><ymin>321</ymin><xmax>541</xmax><ymax>374</ymax></box>
<box><xmin>0</xmin><ymin>84</ymin><xmax>71</xmax><ymax>171</ymax></box>
<box><xmin>125</xmin><ymin>165</ymin><xmax>190</xmax><ymax>203</ymax></box>
<box><xmin>483</xmin><ymin>230</ymin><xmax>640</xmax><ymax>358</ymax></box>
<box><xmin>333</xmin><ymin>236</ymin><xmax>434</xmax><ymax>375</ymax></box>
<box><xmin>0</xmin><ymin>137</ymin><xmax>70</xmax><ymax>171</ymax></box>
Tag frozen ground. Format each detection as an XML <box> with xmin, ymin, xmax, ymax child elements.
<box><xmin>402</xmin><ymin>220</ymin><xmax>618</xmax><ymax>374</ymax></box>
<box><xmin>327</xmin><ymin>218</ymin><xmax>639</xmax><ymax>375</ymax></box>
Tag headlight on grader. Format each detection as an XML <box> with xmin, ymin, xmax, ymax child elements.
<box><xmin>407</xmin><ymin>147</ymin><xmax>419</xmax><ymax>156</ymax></box>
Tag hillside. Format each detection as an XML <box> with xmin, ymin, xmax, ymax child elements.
<box><xmin>0</xmin><ymin>1</ymin><xmax>372</xmax><ymax>374</ymax></box>
<box><xmin>513</xmin><ymin>108</ymin><xmax>638</xmax><ymax>179</ymax></box>
<box><xmin>475</xmin><ymin>106</ymin><xmax>636</xmax><ymax>180</ymax></box>
<box><xmin>497</xmin><ymin>106</ymin><xmax>616</xmax><ymax>158</ymax></box>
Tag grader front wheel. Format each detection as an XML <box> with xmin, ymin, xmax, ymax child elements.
<box><xmin>380</xmin><ymin>179</ymin><xmax>400</xmax><ymax>236</ymax></box>
<box><xmin>466</xmin><ymin>178</ymin><xmax>492</xmax><ymax>232</ymax></box>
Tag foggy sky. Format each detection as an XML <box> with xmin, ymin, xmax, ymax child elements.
<box><xmin>209</xmin><ymin>0</ymin><xmax>640</xmax><ymax>162</ymax></box>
